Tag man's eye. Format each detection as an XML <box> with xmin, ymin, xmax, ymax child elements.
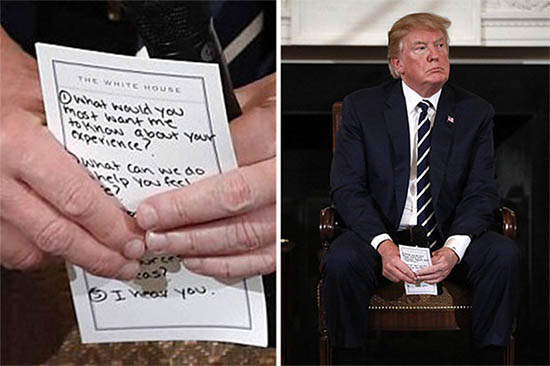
<box><xmin>437</xmin><ymin>43</ymin><xmax>445</xmax><ymax>48</ymax></box>
<box><xmin>415</xmin><ymin>46</ymin><xmax>426</xmax><ymax>52</ymax></box>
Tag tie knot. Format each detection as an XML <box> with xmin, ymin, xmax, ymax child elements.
<box><xmin>418</xmin><ymin>99</ymin><xmax>432</xmax><ymax>113</ymax></box>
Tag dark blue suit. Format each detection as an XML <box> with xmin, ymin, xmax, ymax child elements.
<box><xmin>323</xmin><ymin>80</ymin><xmax>519</xmax><ymax>349</ymax></box>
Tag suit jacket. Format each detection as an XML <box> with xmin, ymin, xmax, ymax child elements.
<box><xmin>0</xmin><ymin>1</ymin><xmax>275</xmax><ymax>88</ymax></box>
<box><xmin>330</xmin><ymin>79</ymin><xmax>499</xmax><ymax>246</ymax></box>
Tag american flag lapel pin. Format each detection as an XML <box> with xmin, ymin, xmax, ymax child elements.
<box><xmin>447</xmin><ymin>115</ymin><xmax>454</xmax><ymax>124</ymax></box>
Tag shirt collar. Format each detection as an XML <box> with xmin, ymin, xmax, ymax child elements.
<box><xmin>401</xmin><ymin>80</ymin><xmax>442</xmax><ymax>114</ymax></box>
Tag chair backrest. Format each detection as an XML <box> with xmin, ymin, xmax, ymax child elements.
<box><xmin>331</xmin><ymin>102</ymin><xmax>342</xmax><ymax>152</ymax></box>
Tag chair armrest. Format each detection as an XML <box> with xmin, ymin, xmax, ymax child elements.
<box><xmin>319</xmin><ymin>205</ymin><xmax>517</xmax><ymax>249</ymax></box>
<box><xmin>498</xmin><ymin>206</ymin><xmax>517</xmax><ymax>240</ymax></box>
<box><xmin>319</xmin><ymin>206</ymin><xmax>338</xmax><ymax>272</ymax></box>
<box><xmin>320</xmin><ymin>206</ymin><xmax>336</xmax><ymax>243</ymax></box>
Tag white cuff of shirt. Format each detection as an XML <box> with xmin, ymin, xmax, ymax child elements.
<box><xmin>371</xmin><ymin>233</ymin><xmax>392</xmax><ymax>251</ymax></box>
<box><xmin>443</xmin><ymin>235</ymin><xmax>471</xmax><ymax>262</ymax></box>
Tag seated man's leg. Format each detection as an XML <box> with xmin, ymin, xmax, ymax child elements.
<box><xmin>321</xmin><ymin>229</ymin><xmax>381</xmax><ymax>352</ymax></box>
<box><xmin>454</xmin><ymin>231</ymin><xmax>520</xmax><ymax>355</ymax></box>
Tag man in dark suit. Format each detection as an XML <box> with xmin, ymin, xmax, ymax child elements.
<box><xmin>323</xmin><ymin>12</ymin><xmax>519</xmax><ymax>365</ymax></box>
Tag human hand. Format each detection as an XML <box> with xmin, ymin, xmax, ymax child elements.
<box><xmin>377</xmin><ymin>240</ymin><xmax>417</xmax><ymax>283</ymax></box>
<box><xmin>416</xmin><ymin>247</ymin><xmax>458</xmax><ymax>284</ymax></box>
<box><xmin>0</xmin><ymin>28</ymin><xmax>145</xmax><ymax>279</ymax></box>
<box><xmin>136</xmin><ymin>73</ymin><xmax>275</xmax><ymax>279</ymax></box>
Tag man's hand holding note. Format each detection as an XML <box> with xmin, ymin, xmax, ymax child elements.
<box><xmin>399</xmin><ymin>245</ymin><xmax>438</xmax><ymax>295</ymax></box>
<box><xmin>138</xmin><ymin>74</ymin><xmax>276</xmax><ymax>279</ymax></box>
<box><xmin>377</xmin><ymin>240</ymin><xmax>418</xmax><ymax>284</ymax></box>
<box><xmin>0</xmin><ymin>28</ymin><xmax>143</xmax><ymax>279</ymax></box>
<box><xmin>416</xmin><ymin>247</ymin><xmax>459</xmax><ymax>284</ymax></box>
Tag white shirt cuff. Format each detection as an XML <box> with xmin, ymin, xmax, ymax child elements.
<box><xmin>371</xmin><ymin>233</ymin><xmax>392</xmax><ymax>251</ymax></box>
<box><xmin>443</xmin><ymin>235</ymin><xmax>471</xmax><ymax>262</ymax></box>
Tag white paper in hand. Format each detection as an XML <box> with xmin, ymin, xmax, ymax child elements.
<box><xmin>35</xmin><ymin>43</ymin><xmax>267</xmax><ymax>347</ymax></box>
<box><xmin>398</xmin><ymin>244</ymin><xmax>438</xmax><ymax>295</ymax></box>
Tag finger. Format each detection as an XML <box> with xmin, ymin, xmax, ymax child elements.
<box><xmin>234</xmin><ymin>73</ymin><xmax>275</xmax><ymax>113</ymax></box>
<box><xmin>146</xmin><ymin>205</ymin><xmax>275</xmax><ymax>255</ymax></box>
<box><xmin>0</xmin><ymin>220</ymin><xmax>63</xmax><ymax>270</ymax></box>
<box><xmin>0</xmin><ymin>219</ymin><xmax>46</xmax><ymax>270</ymax></box>
<box><xmin>383</xmin><ymin>272</ymin><xmax>399</xmax><ymax>283</ymax></box>
<box><xmin>137</xmin><ymin>158</ymin><xmax>275</xmax><ymax>231</ymax></box>
<box><xmin>416</xmin><ymin>264</ymin><xmax>442</xmax><ymax>276</ymax></box>
<box><xmin>10</xmin><ymin>127</ymin><xmax>144</xmax><ymax>255</ymax></box>
<box><xmin>230</xmin><ymin>102</ymin><xmax>275</xmax><ymax>166</ymax></box>
<box><xmin>386</xmin><ymin>265</ymin><xmax>413</xmax><ymax>283</ymax></box>
<box><xmin>391</xmin><ymin>273</ymin><xmax>409</xmax><ymax>283</ymax></box>
<box><xmin>417</xmin><ymin>271</ymin><xmax>443</xmax><ymax>281</ymax></box>
<box><xmin>0</xmin><ymin>180</ymin><xmax>139</xmax><ymax>280</ymax></box>
<box><xmin>393</xmin><ymin>260</ymin><xmax>417</xmax><ymax>282</ymax></box>
<box><xmin>181</xmin><ymin>242</ymin><xmax>275</xmax><ymax>279</ymax></box>
<box><xmin>424</xmin><ymin>276</ymin><xmax>445</xmax><ymax>284</ymax></box>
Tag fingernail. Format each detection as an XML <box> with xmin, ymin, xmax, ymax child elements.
<box><xmin>124</xmin><ymin>239</ymin><xmax>145</xmax><ymax>259</ymax></box>
<box><xmin>117</xmin><ymin>261</ymin><xmax>139</xmax><ymax>280</ymax></box>
<box><xmin>146</xmin><ymin>231</ymin><xmax>169</xmax><ymax>251</ymax></box>
<box><xmin>137</xmin><ymin>204</ymin><xmax>158</xmax><ymax>230</ymax></box>
<box><xmin>182</xmin><ymin>258</ymin><xmax>201</xmax><ymax>269</ymax></box>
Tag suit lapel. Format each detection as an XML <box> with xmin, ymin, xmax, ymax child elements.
<box><xmin>430</xmin><ymin>85</ymin><xmax>455</xmax><ymax>212</ymax></box>
<box><xmin>384</xmin><ymin>82</ymin><xmax>410</xmax><ymax>227</ymax></box>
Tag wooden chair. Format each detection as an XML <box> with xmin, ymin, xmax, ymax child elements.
<box><xmin>317</xmin><ymin>102</ymin><xmax>517</xmax><ymax>365</ymax></box>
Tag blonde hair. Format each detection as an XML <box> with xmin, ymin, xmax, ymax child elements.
<box><xmin>387</xmin><ymin>13</ymin><xmax>451</xmax><ymax>79</ymax></box>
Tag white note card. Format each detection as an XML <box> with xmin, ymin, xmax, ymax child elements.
<box><xmin>36</xmin><ymin>43</ymin><xmax>267</xmax><ymax>347</ymax></box>
<box><xmin>398</xmin><ymin>244</ymin><xmax>438</xmax><ymax>295</ymax></box>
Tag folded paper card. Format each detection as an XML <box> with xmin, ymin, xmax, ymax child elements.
<box><xmin>399</xmin><ymin>244</ymin><xmax>437</xmax><ymax>295</ymax></box>
<box><xmin>36</xmin><ymin>43</ymin><xmax>267</xmax><ymax>346</ymax></box>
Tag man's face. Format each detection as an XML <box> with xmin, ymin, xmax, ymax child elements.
<box><xmin>391</xmin><ymin>28</ymin><xmax>450</xmax><ymax>97</ymax></box>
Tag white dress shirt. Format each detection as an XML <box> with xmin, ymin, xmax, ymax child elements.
<box><xmin>370</xmin><ymin>80</ymin><xmax>470</xmax><ymax>261</ymax></box>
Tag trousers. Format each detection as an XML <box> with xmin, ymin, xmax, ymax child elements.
<box><xmin>321</xmin><ymin>229</ymin><xmax>520</xmax><ymax>349</ymax></box>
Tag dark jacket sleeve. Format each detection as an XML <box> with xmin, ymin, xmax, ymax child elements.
<box><xmin>447</xmin><ymin>101</ymin><xmax>499</xmax><ymax>239</ymax></box>
<box><xmin>330</xmin><ymin>95</ymin><xmax>389</xmax><ymax>245</ymax></box>
<box><xmin>1</xmin><ymin>1</ymin><xmax>38</xmax><ymax>55</ymax></box>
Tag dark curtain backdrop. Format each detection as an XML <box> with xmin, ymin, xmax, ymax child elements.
<box><xmin>282</xmin><ymin>63</ymin><xmax>549</xmax><ymax>365</ymax></box>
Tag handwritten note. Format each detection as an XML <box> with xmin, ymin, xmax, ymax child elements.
<box><xmin>398</xmin><ymin>245</ymin><xmax>437</xmax><ymax>295</ymax></box>
<box><xmin>36</xmin><ymin>44</ymin><xmax>267</xmax><ymax>346</ymax></box>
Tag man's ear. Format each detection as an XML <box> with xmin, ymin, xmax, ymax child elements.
<box><xmin>390</xmin><ymin>57</ymin><xmax>402</xmax><ymax>75</ymax></box>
